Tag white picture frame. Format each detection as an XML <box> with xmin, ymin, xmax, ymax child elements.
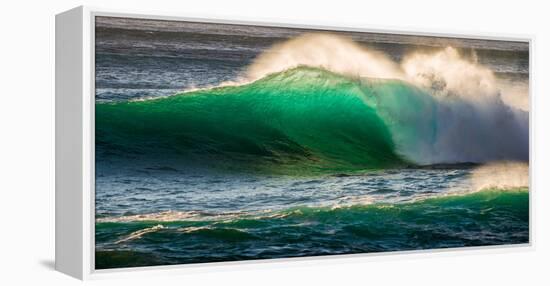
<box><xmin>55</xmin><ymin>5</ymin><xmax>534</xmax><ymax>280</ymax></box>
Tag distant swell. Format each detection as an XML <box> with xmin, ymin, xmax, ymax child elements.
<box><xmin>96</xmin><ymin>66</ymin><xmax>528</xmax><ymax>173</ymax></box>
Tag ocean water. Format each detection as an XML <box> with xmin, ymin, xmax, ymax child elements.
<box><xmin>95</xmin><ymin>17</ymin><xmax>529</xmax><ymax>269</ymax></box>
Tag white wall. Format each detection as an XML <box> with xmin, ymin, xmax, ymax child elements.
<box><xmin>1</xmin><ymin>0</ymin><xmax>549</xmax><ymax>285</ymax></box>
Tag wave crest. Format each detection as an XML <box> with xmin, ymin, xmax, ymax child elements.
<box><xmin>244</xmin><ymin>33</ymin><xmax>527</xmax><ymax>111</ymax></box>
<box><xmin>246</xmin><ymin>33</ymin><xmax>402</xmax><ymax>81</ymax></box>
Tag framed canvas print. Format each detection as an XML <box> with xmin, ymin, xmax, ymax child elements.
<box><xmin>55</xmin><ymin>6</ymin><xmax>532</xmax><ymax>280</ymax></box>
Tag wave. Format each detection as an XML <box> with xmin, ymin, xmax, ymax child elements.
<box><xmin>97</xmin><ymin>66</ymin><xmax>528</xmax><ymax>173</ymax></box>
<box><xmin>95</xmin><ymin>187</ymin><xmax>529</xmax><ymax>269</ymax></box>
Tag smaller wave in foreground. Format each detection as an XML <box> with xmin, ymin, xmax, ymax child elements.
<box><xmin>96</xmin><ymin>188</ymin><xmax>529</xmax><ymax>269</ymax></box>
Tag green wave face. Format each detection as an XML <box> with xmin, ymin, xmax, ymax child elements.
<box><xmin>96</xmin><ymin>67</ymin><xmax>422</xmax><ymax>174</ymax></box>
<box><xmin>95</xmin><ymin>188</ymin><xmax>529</xmax><ymax>268</ymax></box>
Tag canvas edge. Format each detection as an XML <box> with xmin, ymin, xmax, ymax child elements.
<box><xmin>54</xmin><ymin>5</ymin><xmax>535</xmax><ymax>280</ymax></box>
<box><xmin>55</xmin><ymin>5</ymin><xmax>85</xmax><ymax>280</ymax></box>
